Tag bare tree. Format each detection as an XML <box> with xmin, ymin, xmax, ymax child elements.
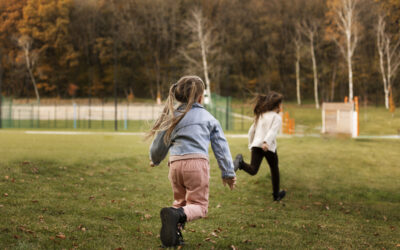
<box><xmin>181</xmin><ymin>8</ymin><xmax>215</xmax><ymax>105</ymax></box>
<box><xmin>376</xmin><ymin>14</ymin><xmax>400</xmax><ymax>109</ymax></box>
<box><xmin>332</xmin><ymin>0</ymin><xmax>359</xmax><ymax>101</ymax></box>
<box><xmin>18</xmin><ymin>35</ymin><xmax>39</xmax><ymax>103</ymax></box>
<box><xmin>294</xmin><ymin>24</ymin><xmax>302</xmax><ymax>105</ymax></box>
<box><xmin>300</xmin><ymin>20</ymin><xmax>320</xmax><ymax>109</ymax></box>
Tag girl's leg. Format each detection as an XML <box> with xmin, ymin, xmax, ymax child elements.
<box><xmin>240</xmin><ymin>147</ymin><xmax>264</xmax><ymax>175</ymax></box>
<box><xmin>168</xmin><ymin>161</ymin><xmax>187</xmax><ymax>208</ymax></box>
<box><xmin>182</xmin><ymin>159</ymin><xmax>210</xmax><ymax>222</ymax></box>
<box><xmin>162</xmin><ymin>160</ymin><xmax>188</xmax><ymax>247</ymax></box>
<box><xmin>265</xmin><ymin>151</ymin><xmax>280</xmax><ymax>195</ymax></box>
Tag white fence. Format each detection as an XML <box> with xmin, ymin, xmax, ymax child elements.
<box><xmin>7</xmin><ymin>104</ymin><xmax>164</xmax><ymax>121</ymax></box>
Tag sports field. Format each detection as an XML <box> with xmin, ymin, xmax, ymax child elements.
<box><xmin>0</xmin><ymin>130</ymin><xmax>399</xmax><ymax>249</ymax></box>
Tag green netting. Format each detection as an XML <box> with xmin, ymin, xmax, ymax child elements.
<box><xmin>0</xmin><ymin>97</ymin><xmax>13</xmax><ymax>128</ymax></box>
<box><xmin>205</xmin><ymin>93</ymin><xmax>234</xmax><ymax>131</ymax></box>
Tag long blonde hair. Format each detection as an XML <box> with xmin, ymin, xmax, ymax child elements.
<box><xmin>148</xmin><ymin>75</ymin><xmax>205</xmax><ymax>144</ymax></box>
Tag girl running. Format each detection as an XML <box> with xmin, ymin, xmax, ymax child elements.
<box><xmin>148</xmin><ymin>75</ymin><xmax>236</xmax><ymax>248</ymax></box>
<box><xmin>234</xmin><ymin>91</ymin><xmax>286</xmax><ymax>201</ymax></box>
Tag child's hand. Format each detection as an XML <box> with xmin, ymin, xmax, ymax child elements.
<box><xmin>262</xmin><ymin>142</ymin><xmax>268</xmax><ymax>152</ymax></box>
<box><xmin>222</xmin><ymin>177</ymin><xmax>236</xmax><ymax>190</ymax></box>
<box><xmin>149</xmin><ymin>161</ymin><xmax>155</xmax><ymax>167</ymax></box>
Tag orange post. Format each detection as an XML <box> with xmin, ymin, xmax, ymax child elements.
<box><xmin>280</xmin><ymin>111</ymin><xmax>295</xmax><ymax>135</ymax></box>
<box><xmin>344</xmin><ymin>96</ymin><xmax>348</xmax><ymax>103</ymax></box>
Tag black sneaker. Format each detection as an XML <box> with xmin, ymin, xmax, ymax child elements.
<box><xmin>273</xmin><ymin>190</ymin><xmax>286</xmax><ymax>201</ymax></box>
<box><xmin>234</xmin><ymin>154</ymin><xmax>243</xmax><ymax>172</ymax></box>
<box><xmin>160</xmin><ymin>207</ymin><xmax>187</xmax><ymax>247</ymax></box>
<box><xmin>160</xmin><ymin>207</ymin><xmax>180</xmax><ymax>247</ymax></box>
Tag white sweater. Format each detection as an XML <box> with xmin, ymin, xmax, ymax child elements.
<box><xmin>248</xmin><ymin>111</ymin><xmax>282</xmax><ymax>152</ymax></box>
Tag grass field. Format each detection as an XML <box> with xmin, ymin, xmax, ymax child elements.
<box><xmin>0</xmin><ymin>130</ymin><xmax>399</xmax><ymax>249</ymax></box>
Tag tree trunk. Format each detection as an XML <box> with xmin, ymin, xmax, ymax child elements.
<box><xmin>24</xmin><ymin>48</ymin><xmax>40</xmax><ymax>103</ymax></box>
<box><xmin>384</xmin><ymin>89</ymin><xmax>389</xmax><ymax>109</ymax></box>
<box><xmin>196</xmin><ymin>15</ymin><xmax>212</xmax><ymax>105</ymax></box>
<box><xmin>386</xmin><ymin>43</ymin><xmax>391</xmax><ymax>109</ymax></box>
<box><xmin>310</xmin><ymin>37</ymin><xmax>319</xmax><ymax>109</ymax></box>
<box><xmin>346</xmin><ymin>32</ymin><xmax>354</xmax><ymax>101</ymax></box>
<box><xmin>378</xmin><ymin>46</ymin><xmax>389</xmax><ymax>109</ymax></box>
<box><xmin>330</xmin><ymin>65</ymin><xmax>337</xmax><ymax>102</ymax></box>
<box><xmin>295</xmin><ymin>44</ymin><xmax>301</xmax><ymax>105</ymax></box>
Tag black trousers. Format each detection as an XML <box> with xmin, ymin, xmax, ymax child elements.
<box><xmin>241</xmin><ymin>147</ymin><xmax>280</xmax><ymax>195</ymax></box>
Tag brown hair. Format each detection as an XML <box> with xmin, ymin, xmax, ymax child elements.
<box><xmin>148</xmin><ymin>75</ymin><xmax>205</xmax><ymax>144</ymax></box>
<box><xmin>253</xmin><ymin>91</ymin><xmax>283</xmax><ymax>124</ymax></box>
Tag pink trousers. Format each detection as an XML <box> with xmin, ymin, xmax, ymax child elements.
<box><xmin>168</xmin><ymin>158</ymin><xmax>210</xmax><ymax>222</ymax></box>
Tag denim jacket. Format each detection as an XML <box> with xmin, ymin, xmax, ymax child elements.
<box><xmin>150</xmin><ymin>103</ymin><xmax>236</xmax><ymax>178</ymax></box>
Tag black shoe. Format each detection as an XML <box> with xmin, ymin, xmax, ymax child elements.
<box><xmin>234</xmin><ymin>154</ymin><xmax>243</xmax><ymax>172</ymax></box>
<box><xmin>176</xmin><ymin>207</ymin><xmax>186</xmax><ymax>246</ymax></box>
<box><xmin>273</xmin><ymin>190</ymin><xmax>286</xmax><ymax>201</ymax></box>
<box><xmin>160</xmin><ymin>207</ymin><xmax>187</xmax><ymax>247</ymax></box>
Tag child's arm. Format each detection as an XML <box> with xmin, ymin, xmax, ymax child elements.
<box><xmin>149</xmin><ymin>130</ymin><xmax>170</xmax><ymax>166</ymax></box>
<box><xmin>210</xmin><ymin>121</ymin><xmax>236</xmax><ymax>179</ymax></box>
<box><xmin>263</xmin><ymin>115</ymin><xmax>282</xmax><ymax>148</ymax></box>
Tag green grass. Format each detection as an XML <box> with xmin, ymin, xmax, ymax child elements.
<box><xmin>0</xmin><ymin>130</ymin><xmax>399</xmax><ymax>249</ymax></box>
<box><xmin>1</xmin><ymin>120</ymin><xmax>152</xmax><ymax>132</ymax></box>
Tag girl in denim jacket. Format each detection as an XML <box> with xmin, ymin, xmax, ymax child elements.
<box><xmin>148</xmin><ymin>76</ymin><xmax>236</xmax><ymax>248</ymax></box>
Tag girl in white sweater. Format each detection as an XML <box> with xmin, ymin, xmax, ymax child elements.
<box><xmin>234</xmin><ymin>92</ymin><xmax>286</xmax><ymax>201</ymax></box>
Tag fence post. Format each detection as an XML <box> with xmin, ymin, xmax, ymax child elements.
<box><xmin>8</xmin><ymin>98</ymin><xmax>12</xmax><ymax>128</ymax></box>
<box><xmin>127</xmin><ymin>102</ymin><xmax>130</xmax><ymax>130</ymax></box>
<box><xmin>78</xmin><ymin>104</ymin><xmax>80</xmax><ymax>129</ymax></box>
<box><xmin>54</xmin><ymin>102</ymin><xmax>57</xmax><ymax>128</ymax></box>
<box><xmin>36</xmin><ymin>103</ymin><xmax>40</xmax><ymax>128</ymax></box>
<box><xmin>102</xmin><ymin>100</ymin><xmax>105</xmax><ymax>129</ymax></box>
<box><xmin>124</xmin><ymin>108</ymin><xmax>127</xmax><ymax>130</ymax></box>
<box><xmin>31</xmin><ymin>104</ymin><xmax>34</xmax><ymax>128</ymax></box>
<box><xmin>88</xmin><ymin>96</ymin><xmax>92</xmax><ymax>129</ymax></box>
<box><xmin>73</xmin><ymin>103</ymin><xmax>77</xmax><ymax>129</ymax></box>
<box><xmin>65</xmin><ymin>107</ymin><xmax>68</xmax><ymax>128</ymax></box>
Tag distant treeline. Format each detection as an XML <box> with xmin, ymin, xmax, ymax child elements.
<box><xmin>0</xmin><ymin>0</ymin><xmax>398</xmax><ymax>106</ymax></box>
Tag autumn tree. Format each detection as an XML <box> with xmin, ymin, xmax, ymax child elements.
<box><xmin>376</xmin><ymin>14</ymin><xmax>400</xmax><ymax>109</ymax></box>
<box><xmin>294</xmin><ymin>25</ymin><xmax>302</xmax><ymax>105</ymax></box>
<box><xmin>19</xmin><ymin>0</ymin><xmax>79</xmax><ymax>97</ymax></box>
<box><xmin>17</xmin><ymin>35</ymin><xmax>39</xmax><ymax>102</ymax></box>
<box><xmin>180</xmin><ymin>7</ymin><xmax>220</xmax><ymax>105</ymax></box>
<box><xmin>326</xmin><ymin>0</ymin><xmax>361</xmax><ymax>101</ymax></box>
<box><xmin>0</xmin><ymin>0</ymin><xmax>27</xmax><ymax>96</ymax></box>
<box><xmin>300</xmin><ymin>20</ymin><xmax>320</xmax><ymax>109</ymax></box>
